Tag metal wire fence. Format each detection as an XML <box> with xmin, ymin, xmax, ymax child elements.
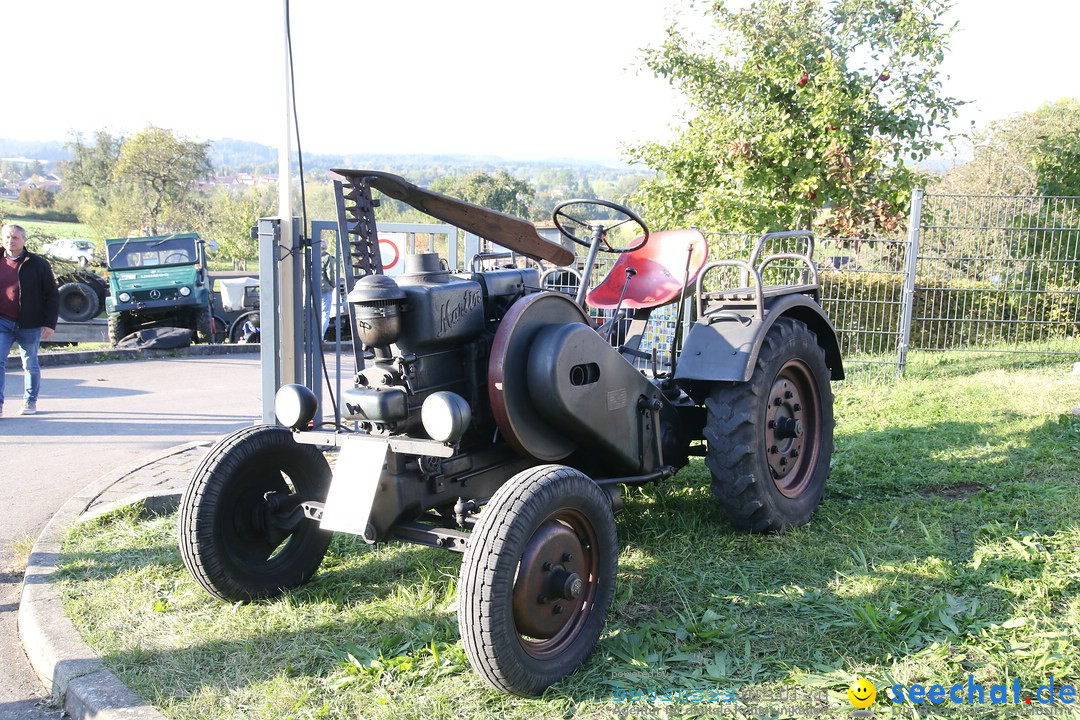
<box><xmin>912</xmin><ymin>192</ymin><xmax>1080</xmax><ymax>356</ymax></box>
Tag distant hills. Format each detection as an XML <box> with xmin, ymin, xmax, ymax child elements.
<box><xmin>0</xmin><ymin>137</ymin><xmax>639</xmax><ymax>178</ymax></box>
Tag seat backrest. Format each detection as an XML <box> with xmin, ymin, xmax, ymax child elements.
<box><xmin>586</xmin><ymin>229</ymin><xmax>709</xmax><ymax>310</ymax></box>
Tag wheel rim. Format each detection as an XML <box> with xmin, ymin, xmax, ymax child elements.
<box><xmin>511</xmin><ymin>509</ymin><xmax>599</xmax><ymax>660</ymax></box>
<box><xmin>765</xmin><ymin>359</ymin><xmax>821</xmax><ymax>498</ymax></box>
<box><xmin>219</xmin><ymin>467</ymin><xmax>306</xmax><ymax>569</ymax></box>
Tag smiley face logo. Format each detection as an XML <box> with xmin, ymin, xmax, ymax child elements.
<box><xmin>848</xmin><ymin>678</ymin><xmax>877</xmax><ymax>708</ymax></box>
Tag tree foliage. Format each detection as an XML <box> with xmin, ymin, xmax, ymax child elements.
<box><xmin>62</xmin><ymin>130</ymin><xmax>122</xmax><ymax>208</ymax></box>
<box><xmin>629</xmin><ymin>0</ymin><xmax>960</xmax><ymax>236</ymax></box>
<box><xmin>60</xmin><ymin>126</ymin><xmax>212</xmax><ymax>237</ymax></box>
<box><xmin>112</xmin><ymin>126</ymin><xmax>212</xmax><ymax>235</ymax></box>
<box><xmin>429</xmin><ymin>170</ymin><xmax>537</xmax><ymax>219</ymax></box>
<box><xmin>935</xmin><ymin>98</ymin><xmax>1080</xmax><ymax>197</ymax></box>
<box><xmin>193</xmin><ymin>186</ymin><xmax>275</xmax><ymax>270</ymax></box>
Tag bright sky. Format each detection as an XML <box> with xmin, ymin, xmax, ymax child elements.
<box><xmin>3</xmin><ymin>0</ymin><xmax>1077</xmax><ymax>164</ymax></box>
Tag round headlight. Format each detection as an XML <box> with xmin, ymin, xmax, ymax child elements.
<box><xmin>421</xmin><ymin>391</ymin><xmax>471</xmax><ymax>443</ymax></box>
<box><xmin>179</xmin><ymin>286</ymin><xmax>191</xmax><ymax>296</ymax></box>
<box><xmin>275</xmin><ymin>384</ymin><xmax>318</xmax><ymax>430</ymax></box>
<box><xmin>118</xmin><ymin>292</ymin><xmax>131</xmax><ymax>302</ymax></box>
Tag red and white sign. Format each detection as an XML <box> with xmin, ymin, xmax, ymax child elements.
<box><xmin>379</xmin><ymin>233</ymin><xmax>405</xmax><ymax>276</ymax></box>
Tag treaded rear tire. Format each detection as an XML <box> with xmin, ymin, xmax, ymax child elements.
<box><xmin>458</xmin><ymin>465</ymin><xmax>617</xmax><ymax>696</ymax></box>
<box><xmin>704</xmin><ymin>316</ymin><xmax>834</xmax><ymax>533</ymax></box>
<box><xmin>178</xmin><ymin>425</ymin><xmax>332</xmax><ymax>602</ymax></box>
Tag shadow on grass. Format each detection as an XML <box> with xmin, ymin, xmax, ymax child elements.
<box><xmin>56</xmin><ymin>412</ymin><xmax>1080</xmax><ymax>717</ymax></box>
<box><xmin>830</xmin><ymin>412</ymin><xmax>1080</xmax><ymax>497</ymax></box>
<box><xmin>903</xmin><ymin>351</ymin><xmax>1075</xmax><ymax>380</ymax></box>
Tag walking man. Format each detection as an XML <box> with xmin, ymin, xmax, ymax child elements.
<box><xmin>1</xmin><ymin>223</ymin><xmax>59</xmax><ymax>416</ymax></box>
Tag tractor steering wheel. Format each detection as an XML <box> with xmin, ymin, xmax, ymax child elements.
<box><xmin>552</xmin><ymin>199</ymin><xmax>650</xmax><ymax>254</ymax></box>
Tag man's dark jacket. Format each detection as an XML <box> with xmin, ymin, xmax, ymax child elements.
<box><xmin>6</xmin><ymin>251</ymin><xmax>59</xmax><ymax>329</ymax></box>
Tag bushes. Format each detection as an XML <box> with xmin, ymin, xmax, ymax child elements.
<box><xmin>19</xmin><ymin>187</ymin><xmax>54</xmax><ymax>209</ymax></box>
<box><xmin>819</xmin><ymin>270</ymin><xmax>1080</xmax><ymax>355</ymax></box>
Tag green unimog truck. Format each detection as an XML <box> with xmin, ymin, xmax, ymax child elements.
<box><xmin>105</xmin><ymin>232</ymin><xmax>215</xmax><ymax>346</ymax></box>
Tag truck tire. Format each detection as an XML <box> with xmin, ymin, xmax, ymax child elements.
<box><xmin>459</xmin><ymin>465</ymin><xmax>617</xmax><ymax>696</ymax></box>
<box><xmin>108</xmin><ymin>314</ymin><xmax>135</xmax><ymax>346</ymax></box>
<box><xmin>178</xmin><ymin>425</ymin><xmax>333</xmax><ymax>602</ymax></box>
<box><xmin>193</xmin><ymin>306</ymin><xmax>213</xmax><ymax>344</ymax></box>
<box><xmin>57</xmin><ymin>282</ymin><xmax>100</xmax><ymax>322</ymax></box>
<box><xmin>81</xmin><ymin>272</ymin><xmax>109</xmax><ymax>311</ymax></box>
<box><xmin>229</xmin><ymin>310</ymin><xmax>259</xmax><ymax>344</ymax></box>
<box><xmin>704</xmin><ymin>316</ymin><xmax>834</xmax><ymax>533</ymax></box>
<box><xmin>211</xmin><ymin>314</ymin><xmax>227</xmax><ymax>344</ymax></box>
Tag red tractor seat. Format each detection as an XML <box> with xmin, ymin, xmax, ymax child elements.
<box><xmin>586</xmin><ymin>229</ymin><xmax>709</xmax><ymax>310</ymax></box>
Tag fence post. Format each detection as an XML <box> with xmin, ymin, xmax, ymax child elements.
<box><xmin>897</xmin><ymin>187</ymin><xmax>923</xmax><ymax>376</ymax></box>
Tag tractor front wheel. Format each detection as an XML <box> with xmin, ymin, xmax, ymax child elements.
<box><xmin>705</xmin><ymin>316</ymin><xmax>834</xmax><ymax>532</ymax></box>
<box><xmin>178</xmin><ymin>425</ymin><xmax>333</xmax><ymax>602</ymax></box>
<box><xmin>458</xmin><ymin>465</ymin><xmax>617</xmax><ymax>696</ymax></box>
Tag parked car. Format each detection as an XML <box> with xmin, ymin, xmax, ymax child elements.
<box><xmin>41</xmin><ymin>238</ymin><xmax>97</xmax><ymax>267</ymax></box>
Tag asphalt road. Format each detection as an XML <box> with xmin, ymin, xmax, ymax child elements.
<box><xmin>0</xmin><ymin>356</ymin><xmax>269</xmax><ymax>720</ymax></box>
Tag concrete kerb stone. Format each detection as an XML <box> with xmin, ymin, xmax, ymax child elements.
<box><xmin>19</xmin><ymin>441</ymin><xmax>212</xmax><ymax>720</ymax></box>
<box><xmin>5</xmin><ymin>341</ymin><xmax>261</xmax><ymax>371</ymax></box>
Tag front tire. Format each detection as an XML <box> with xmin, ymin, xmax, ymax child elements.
<box><xmin>705</xmin><ymin>316</ymin><xmax>834</xmax><ymax>532</ymax></box>
<box><xmin>178</xmin><ymin>425</ymin><xmax>333</xmax><ymax>602</ymax></box>
<box><xmin>458</xmin><ymin>465</ymin><xmax>617</xmax><ymax>696</ymax></box>
<box><xmin>193</xmin><ymin>306</ymin><xmax>213</xmax><ymax>344</ymax></box>
<box><xmin>107</xmin><ymin>314</ymin><xmax>135</xmax><ymax>346</ymax></box>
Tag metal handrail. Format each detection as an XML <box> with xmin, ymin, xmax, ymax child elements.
<box><xmin>758</xmin><ymin>251</ymin><xmax>820</xmax><ymax>289</ymax></box>
<box><xmin>747</xmin><ymin>230</ymin><xmax>815</xmax><ymax>269</ymax></box>
<box><xmin>468</xmin><ymin>251</ymin><xmax>541</xmax><ymax>274</ymax></box>
<box><xmin>538</xmin><ymin>266</ymin><xmax>583</xmax><ymax>292</ymax></box>
<box><xmin>696</xmin><ymin>259</ymin><xmax>764</xmax><ymax>320</ymax></box>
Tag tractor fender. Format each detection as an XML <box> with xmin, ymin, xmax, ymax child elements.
<box><xmin>674</xmin><ymin>293</ymin><xmax>844</xmax><ymax>384</ymax></box>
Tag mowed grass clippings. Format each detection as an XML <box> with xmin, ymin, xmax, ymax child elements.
<box><xmin>60</xmin><ymin>353</ymin><xmax>1080</xmax><ymax>720</ymax></box>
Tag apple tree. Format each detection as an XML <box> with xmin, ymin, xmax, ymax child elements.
<box><xmin>628</xmin><ymin>0</ymin><xmax>961</xmax><ymax>237</ymax></box>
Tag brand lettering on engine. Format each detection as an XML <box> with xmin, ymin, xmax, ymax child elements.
<box><xmin>438</xmin><ymin>289</ymin><xmax>483</xmax><ymax>336</ymax></box>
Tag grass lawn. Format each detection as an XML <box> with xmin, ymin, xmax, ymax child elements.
<box><xmin>59</xmin><ymin>352</ymin><xmax>1080</xmax><ymax>719</ymax></box>
<box><xmin>1</xmin><ymin>199</ymin><xmax>93</xmax><ymax>244</ymax></box>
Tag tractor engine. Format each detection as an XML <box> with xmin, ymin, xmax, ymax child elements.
<box><xmin>343</xmin><ymin>252</ymin><xmax>669</xmax><ymax>479</ymax></box>
<box><xmin>343</xmin><ymin>252</ymin><xmax>533</xmax><ymax>445</ymax></box>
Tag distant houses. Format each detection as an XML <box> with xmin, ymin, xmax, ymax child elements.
<box><xmin>22</xmin><ymin>173</ymin><xmax>63</xmax><ymax>193</ymax></box>
<box><xmin>196</xmin><ymin>173</ymin><xmax>278</xmax><ymax>191</ymax></box>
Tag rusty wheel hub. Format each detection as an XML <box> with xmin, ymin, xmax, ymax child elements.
<box><xmin>765</xmin><ymin>359</ymin><xmax>820</xmax><ymax>498</ymax></box>
<box><xmin>512</xmin><ymin>513</ymin><xmax>597</xmax><ymax>649</ymax></box>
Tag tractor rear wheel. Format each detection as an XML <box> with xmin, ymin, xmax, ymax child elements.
<box><xmin>704</xmin><ymin>316</ymin><xmax>834</xmax><ymax>532</ymax></box>
<box><xmin>458</xmin><ymin>465</ymin><xmax>617</xmax><ymax>696</ymax></box>
<box><xmin>178</xmin><ymin>425</ymin><xmax>333</xmax><ymax>602</ymax></box>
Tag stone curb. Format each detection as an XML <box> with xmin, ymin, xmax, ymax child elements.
<box><xmin>5</xmin><ymin>342</ymin><xmax>261</xmax><ymax>371</ymax></box>
<box><xmin>18</xmin><ymin>441</ymin><xmax>209</xmax><ymax>720</ymax></box>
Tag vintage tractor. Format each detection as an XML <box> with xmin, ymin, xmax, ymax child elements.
<box><xmin>178</xmin><ymin>171</ymin><xmax>843</xmax><ymax>696</ymax></box>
